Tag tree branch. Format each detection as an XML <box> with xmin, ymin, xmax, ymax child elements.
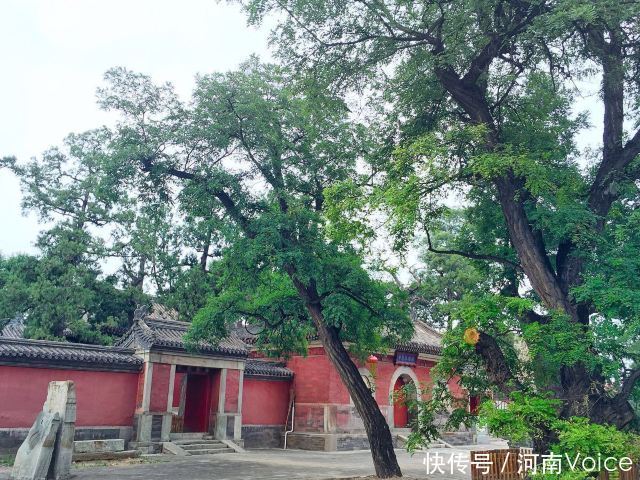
<box><xmin>475</xmin><ymin>331</ymin><xmax>523</xmax><ymax>394</ymax></box>
<box><xmin>619</xmin><ymin>367</ymin><xmax>640</xmax><ymax>400</ymax></box>
<box><xmin>425</xmin><ymin>229</ymin><xmax>523</xmax><ymax>271</ymax></box>
<box><xmin>139</xmin><ymin>154</ymin><xmax>254</xmax><ymax>235</ymax></box>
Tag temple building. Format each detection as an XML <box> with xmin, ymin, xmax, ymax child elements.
<box><xmin>0</xmin><ymin>306</ymin><xmax>466</xmax><ymax>454</ymax></box>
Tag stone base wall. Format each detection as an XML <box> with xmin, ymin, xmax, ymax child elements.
<box><xmin>241</xmin><ymin>425</ymin><xmax>284</xmax><ymax>449</ymax></box>
<box><xmin>0</xmin><ymin>426</ymin><xmax>133</xmax><ymax>454</ymax></box>
<box><xmin>283</xmin><ymin>432</ymin><xmax>403</xmax><ymax>451</ymax></box>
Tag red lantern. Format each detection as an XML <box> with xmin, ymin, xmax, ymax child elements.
<box><xmin>366</xmin><ymin>354</ymin><xmax>378</xmax><ymax>378</ymax></box>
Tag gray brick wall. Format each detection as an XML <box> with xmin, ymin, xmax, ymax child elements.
<box><xmin>241</xmin><ymin>425</ymin><xmax>284</xmax><ymax>449</ymax></box>
<box><xmin>0</xmin><ymin>426</ymin><xmax>133</xmax><ymax>454</ymax></box>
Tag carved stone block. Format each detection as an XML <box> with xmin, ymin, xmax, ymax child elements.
<box><xmin>11</xmin><ymin>381</ymin><xmax>76</xmax><ymax>480</ymax></box>
<box><xmin>11</xmin><ymin>411</ymin><xmax>60</xmax><ymax>480</ymax></box>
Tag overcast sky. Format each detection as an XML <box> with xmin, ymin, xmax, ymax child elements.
<box><xmin>0</xmin><ymin>0</ymin><xmax>271</xmax><ymax>256</ymax></box>
<box><xmin>0</xmin><ymin>1</ymin><xmax>604</xmax><ymax>260</ymax></box>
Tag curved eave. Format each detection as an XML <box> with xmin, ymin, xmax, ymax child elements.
<box><xmin>148</xmin><ymin>343</ymin><xmax>249</xmax><ymax>359</ymax></box>
<box><xmin>395</xmin><ymin>341</ymin><xmax>442</xmax><ymax>357</ymax></box>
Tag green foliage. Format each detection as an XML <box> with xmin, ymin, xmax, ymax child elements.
<box><xmin>527</xmin><ymin>418</ymin><xmax>640</xmax><ymax>479</ymax></box>
<box><xmin>553</xmin><ymin>417</ymin><xmax>640</xmax><ymax>462</ymax></box>
<box><xmin>241</xmin><ymin>0</ymin><xmax>640</xmax><ymax>443</ymax></box>
<box><xmin>0</xmin><ymin>225</ymin><xmax>145</xmax><ymax>344</ymax></box>
<box><xmin>86</xmin><ymin>59</ymin><xmax>413</xmax><ymax>358</ymax></box>
<box><xmin>160</xmin><ymin>267</ymin><xmax>218</xmax><ymax>322</ymax></box>
<box><xmin>479</xmin><ymin>393</ymin><xmax>562</xmax><ymax>444</ymax></box>
<box><xmin>572</xmin><ymin>205</ymin><xmax>640</xmax><ymax>381</ymax></box>
<box><xmin>409</xmin><ymin>241</ymin><xmax>488</xmax><ymax>329</ymax></box>
<box><xmin>479</xmin><ymin>396</ymin><xmax>640</xmax><ymax>478</ymax></box>
<box><xmin>522</xmin><ymin>314</ymin><xmax>594</xmax><ymax>379</ymax></box>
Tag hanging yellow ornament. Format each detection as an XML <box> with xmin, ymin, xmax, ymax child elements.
<box><xmin>463</xmin><ymin>327</ymin><xmax>480</xmax><ymax>345</ymax></box>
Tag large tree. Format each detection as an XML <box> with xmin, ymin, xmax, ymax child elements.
<box><xmin>81</xmin><ymin>61</ymin><xmax>412</xmax><ymax>477</ymax></box>
<box><xmin>2</xmin><ymin>115</ymin><xmax>221</xmax><ymax>327</ymax></box>
<box><xmin>0</xmin><ymin>231</ymin><xmax>144</xmax><ymax>344</ymax></box>
<box><xmin>241</xmin><ymin>0</ymin><xmax>640</xmax><ymax>442</ymax></box>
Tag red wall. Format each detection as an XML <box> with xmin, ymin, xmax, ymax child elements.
<box><xmin>242</xmin><ymin>378</ymin><xmax>290</xmax><ymax>425</ymax></box>
<box><xmin>287</xmin><ymin>348</ymin><xmax>437</xmax><ymax>408</ymax></box>
<box><xmin>285</xmin><ymin>346</ymin><xmax>444</xmax><ymax>432</ymax></box>
<box><xmin>374</xmin><ymin>356</ymin><xmax>436</xmax><ymax>406</ymax></box>
<box><xmin>172</xmin><ymin>371</ymin><xmax>185</xmax><ymax>409</ymax></box>
<box><xmin>287</xmin><ymin>347</ymin><xmax>334</xmax><ymax>404</ymax></box>
<box><xmin>0</xmin><ymin>365</ymin><xmax>139</xmax><ymax>428</ymax></box>
<box><xmin>149</xmin><ymin>363</ymin><xmax>171</xmax><ymax>412</ymax></box>
<box><xmin>224</xmin><ymin>369</ymin><xmax>240</xmax><ymax>413</ymax></box>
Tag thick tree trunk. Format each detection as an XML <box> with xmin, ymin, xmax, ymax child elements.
<box><xmin>475</xmin><ymin>332</ymin><xmax>522</xmax><ymax>393</ymax></box>
<box><xmin>589</xmin><ymin>396</ymin><xmax>637</xmax><ymax>429</ymax></box>
<box><xmin>290</xmin><ymin>275</ymin><xmax>403</xmax><ymax>478</ymax></box>
<box><xmin>129</xmin><ymin>256</ymin><xmax>146</xmax><ymax>291</ymax></box>
<box><xmin>559</xmin><ymin>364</ymin><xmax>638</xmax><ymax>429</ymax></box>
<box><xmin>429</xmin><ymin>14</ymin><xmax>640</xmax><ymax>446</ymax></box>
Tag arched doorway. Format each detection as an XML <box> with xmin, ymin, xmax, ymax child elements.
<box><xmin>389</xmin><ymin>367</ymin><xmax>421</xmax><ymax>429</ymax></box>
<box><xmin>393</xmin><ymin>375</ymin><xmax>417</xmax><ymax>427</ymax></box>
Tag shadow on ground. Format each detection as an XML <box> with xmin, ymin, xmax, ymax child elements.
<box><xmin>0</xmin><ymin>448</ymin><xmax>477</xmax><ymax>480</ymax></box>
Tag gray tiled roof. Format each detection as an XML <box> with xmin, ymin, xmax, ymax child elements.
<box><xmin>395</xmin><ymin>321</ymin><xmax>442</xmax><ymax>356</ymax></box>
<box><xmin>235</xmin><ymin>320</ymin><xmax>442</xmax><ymax>356</ymax></box>
<box><xmin>1</xmin><ymin>315</ymin><xmax>25</xmax><ymax>339</ymax></box>
<box><xmin>245</xmin><ymin>359</ymin><xmax>293</xmax><ymax>379</ymax></box>
<box><xmin>0</xmin><ymin>337</ymin><xmax>142</xmax><ymax>371</ymax></box>
<box><xmin>116</xmin><ymin>307</ymin><xmax>248</xmax><ymax>358</ymax></box>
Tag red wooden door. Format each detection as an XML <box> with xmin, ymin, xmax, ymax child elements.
<box><xmin>183</xmin><ymin>374</ymin><xmax>211</xmax><ymax>432</ymax></box>
<box><xmin>393</xmin><ymin>377</ymin><xmax>409</xmax><ymax>428</ymax></box>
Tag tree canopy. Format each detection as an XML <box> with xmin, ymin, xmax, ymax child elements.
<box><xmin>3</xmin><ymin>0</ymin><xmax>640</xmax><ymax>473</ymax></box>
<box><xmin>240</xmin><ymin>0</ymin><xmax>640</xmax><ymax>448</ymax></box>
<box><xmin>2</xmin><ymin>59</ymin><xmax>414</xmax><ymax>476</ymax></box>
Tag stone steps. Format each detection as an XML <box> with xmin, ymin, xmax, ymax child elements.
<box><xmin>183</xmin><ymin>447</ymin><xmax>233</xmax><ymax>455</ymax></box>
<box><xmin>173</xmin><ymin>440</ymin><xmax>224</xmax><ymax>447</ymax></box>
<box><xmin>180</xmin><ymin>442</ymin><xmax>227</xmax><ymax>449</ymax></box>
<box><xmin>163</xmin><ymin>439</ymin><xmax>235</xmax><ymax>456</ymax></box>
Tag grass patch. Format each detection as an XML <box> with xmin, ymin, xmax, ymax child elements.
<box><xmin>0</xmin><ymin>454</ymin><xmax>15</xmax><ymax>467</ymax></box>
<box><xmin>73</xmin><ymin>455</ymin><xmax>168</xmax><ymax>469</ymax></box>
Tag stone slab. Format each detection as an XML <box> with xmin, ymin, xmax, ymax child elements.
<box><xmin>161</xmin><ymin>442</ymin><xmax>190</xmax><ymax>456</ymax></box>
<box><xmin>10</xmin><ymin>381</ymin><xmax>76</xmax><ymax>480</ymax></box>
<box><xmin>73</xmin><ymin>440</ymin><xmax>124</xmax><ymax>454</ymax></box>
<box><xmin>43</xmin><ymin>381</ymin><xmax>76</xmax><ymax>480</ymax></box>
<box><xmin>11</xmin><ymin>411</ymin><xmax>60</xmax><ymax>480</ymax></box>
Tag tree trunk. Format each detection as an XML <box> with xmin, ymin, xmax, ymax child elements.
<box><xmin>589</xmin><ymin>396</ymin><xmax>637</xmax><ymax>429</ymax></box>
<box><xmin>290</xmin><ymin>275</ymin><xmax>403</xmax><ymax>478</ymax></box>
<box><xmin>429</xmin><ymin>17</ymin><xmax>640</xmax><ymax>447</ymax></box>
<box><xmin>200</xmin><ymin>229</ymin><xmax>212</xmax><ymax>272</ymax></box>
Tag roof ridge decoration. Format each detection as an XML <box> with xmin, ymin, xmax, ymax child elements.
<box><xmin>1</xmin><ymin>314</ymin><xmax>26</xmax><ymax>339</ymax></box>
